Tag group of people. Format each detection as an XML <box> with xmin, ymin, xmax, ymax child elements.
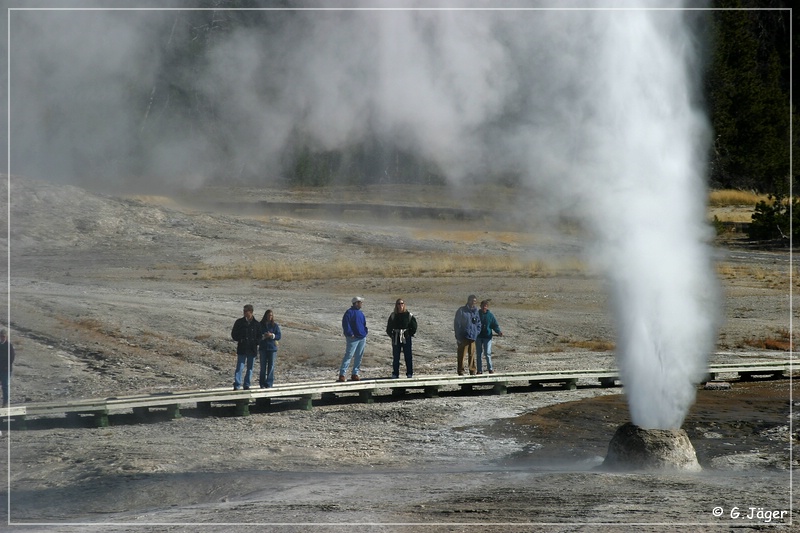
<box><xmin>230</xmin><ymin>304</ymin><xmax>282</xmax><ymax>390</ymax></box>
<box><xmin>337</xmin><ymin>296</ymin><xmax>420</xmax><ymax>381</ymax></box>
<box><xmin>232</xmin><ymin>295</ymin><xmax>503</xmax><ymax>387</ymax></box>
<box><xmin>1</xmin><ymin>294</ymin><xmax>505</xmax><ymax>407</ymax></box>
<box><xmin>327</xmin><ymin>293</ymin><xmax>502</xmax><ymax>383</ymax></box>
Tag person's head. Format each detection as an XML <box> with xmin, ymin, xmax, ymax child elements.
<box><xmin>0</xmin><ymin>329</ymin><xmax>6</xmax><ymax>342</ymax></box>
<box><xmin>395</xmin><ymin>298</ymin><xmax>405</xmax><ymax>312</ymax></box>
<box><xmin>243</xmin><ymin>304</ymin><xmax>254</xmax><ymax>319</ymax></box>
<box><xmin>467</xmin><ymin>295</ymin><xmax>478</xmax><ymax>308</ymax></box>
<box><xmin>480</xmin><ymin>299</ymin><xmax>491</xmax><ymax>311</ymax></box>
<box><xmin>261</xmin><ymin>309</ymin><xmax>274</xmax><ymax>323</ymax></box>
<box><xmin>352</xmin><ymin>296</ymin><xmax>364</xmax><ymax>308</ymax></box>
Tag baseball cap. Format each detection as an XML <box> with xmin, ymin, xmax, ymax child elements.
<box><xmin>352</xmin><ymin>296</ymin><xmax>364</xmax><ymax>304</ymax></box>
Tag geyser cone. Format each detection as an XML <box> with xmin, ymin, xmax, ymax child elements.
<box><xmin>601</xmin><ymin>422</ymin><xmax>701</xmax><ymax>472</ymax></box>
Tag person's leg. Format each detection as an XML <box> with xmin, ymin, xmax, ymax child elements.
<box><xmin>404</xmin><ymin>338</ymin><xmax>413</xmax><ymax>378</ymax></box>
<box><xmin>351</xmin><ymin>338</ymin><xmax>366</xmax><ymax>377</ymax></box>
<box><xmin>467</xmin><ymin>341</ymin><xmax>477</xmax><ymax>375</ymax></box>
<box><xmin>243</xmin><ymin>355</ymin><xmax>256</xmax><ymax>389</ymax></box>
<box><xmin>266</xmin><ymin>350</ymin><xmax>277</xmax><ymax>387</ymax></box>
<box><xmin>259</xmin><ymin>347</ymin><xmax>268</xmax><ymax>388</ymax></box>
<box><xmin>339</xmin><ymin>337</ymin><xmax>357</xmax><ymax>377</ymax></box>
<box><xmin>457</xmin><ymin>341</ymin><xmax>466</xmax><ymax>375</ymax></box>
<box><xmin>391</xmin><ymin>342</ymin><xmax>401</xmax><ymax>378</ymax></box>
<box><xmin>233</xmin><ymin>354</ymin><xmax>247</xmax><ymax>389</ymax></box>
<box><xmin>485</xmin><ymin>339</ymin><xmax>494</xmax><ymax>372</ymax></box>
<box><xmin>476</xmin><ymin>339</ymin><xmax>485</xmax><ymax>374</ymax></box>
<box><xmin>1</xmin><ymin>371</ymin><xmax>9</xmax><ymax>406</ymax></box>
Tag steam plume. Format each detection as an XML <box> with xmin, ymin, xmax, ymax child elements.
<box><xmin>7</xmin><ymin>2</ymin><xmax>719</xmax><ymax>428</ymax></box>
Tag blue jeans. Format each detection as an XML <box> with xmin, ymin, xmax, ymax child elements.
<box><xmin>1</xmin><ymin>371</ymin><xmax>9</xmax><ymax>405</ymax></box>
<box><xmin>233</xmin><ymin>354</ymin><xmax>256</xmax><ymax>389</ymax></box>
<box><xmin>339</xmin><ymin>337</ymin><xmax>366</xmax><ymax>377</ymax></box>
<box><xmin>476</xmin><ymin>338</ymin><xmax>493</xmax><ymax>373</ymax></box>
<box><xmin>259</xmin><ymin>348</ymin><xmax>277</xmax><ymax>388</ymax></box>
<box><xmin>392</xmin><ymin>338</ymin><xmax>413</xmax><ymax>378</ymax></box>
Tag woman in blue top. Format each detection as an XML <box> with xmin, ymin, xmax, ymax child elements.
<box><xmin>258</xmin><ymin>309</ymin><xmax>282</xmax><ymax>388</ymax></box>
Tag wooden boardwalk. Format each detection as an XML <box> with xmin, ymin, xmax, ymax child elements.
<box><xmin>0</xmin><ymin>361</ymin><xmax>793</xmax><ymax>428</ymax></box>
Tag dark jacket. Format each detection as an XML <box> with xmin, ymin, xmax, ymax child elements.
<box><xmin>386</xmin><ymin>311</ymin><xmax>417</xmax><ymax>345</ymax></box>
<box><xmin>0</xmin><ymin>340</ymin><xmax>14</xmax><ymax>373</ymax></box>
<box><xmin>478</xmin><ymin>310</ymin><xmax>502</xmax><ymax>339</ymax></box>
<box><xmin>231</xmin><ymin>316</ymin><xmax>261</xmax><ymax>356</ymax></box>
<box><xmin>454</xmin><ymin>305</ymin><xmax>480</xmax><ymax>342</ymax></box>
<box><xmin>259</xmin><ymin>321</ymin><xmax>282</xmax><ymax>351</ymax></box>
<box><xmin>342</xmin><ymin>306</ymin><xmax>368</xmax><ymax>338</ymax></box>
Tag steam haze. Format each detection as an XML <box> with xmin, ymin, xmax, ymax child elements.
<box><xmin>6</xmin><ymin>1</ymin><xmax>719</xmax><ymax>429</ymax></box>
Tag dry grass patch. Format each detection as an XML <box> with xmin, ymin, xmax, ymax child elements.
<box><xmin>558</xmin><ymin>337</ymin><xmax>616</xmax><ymax>351</ymax></box>
<box><xmin>739</xmin><ymin>328</ymin><xmax>794</xmax><ymax>351</ymax></box>
<box><xmin>716</xmin><ymin>263</ymin><xmax>792</xmax><ymax>289</ymax></box>
<box><xmin>410</xmin><ymin>228</ymin><xmax>530</xmax><ymax>245</ymax></box>
<box><xmin>708</xmin><ymin>190</ymin><xmax>769</xmax><ymax>207</ymax></box>
<box><xmin>194</xmin><ymin>254</ymin><xmax>585</xmax><ymax>282</ymax></box>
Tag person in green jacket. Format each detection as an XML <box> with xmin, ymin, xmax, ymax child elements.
<box><xmin>477</xmin><ymin>299</ymin><xmax>503</xmax><ymax>374</ymax></box>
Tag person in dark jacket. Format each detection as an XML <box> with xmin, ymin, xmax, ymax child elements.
<box><xmin>258</xmin><ymin>309</ymin><xmax>282</xmax><ymax>388</ymax></box>
<box><xmin>476</xmin><ymin>299</ymin><xmax>503</xmax><ymax>374</ymax></box>
<box><xmin>386</xmin><ymin>298</ymin><xmax>418</xmax><ymax>378</ymax></box>
<box><xmin>1</xmin><ymin>328</ymin><xmax>15</xmax><ymax>407</ymax></box>
<box><xmin>453</xmin><ymin>294</ymin><xmax>480</xmax><ymax>375</ymax></box>
<box><xmin>339</xmin><ymin>296</ymin><xmax>368</xmax><ymax>381</ymax></box>
<box><xmin>231</xmin><ymin>304</ymin><xmax>261</xmax><ymax>390</ymax></box>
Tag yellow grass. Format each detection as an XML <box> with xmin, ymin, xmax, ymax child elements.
<box><xmin>708</xmin><ymin>189</ymin><xmax>770</xmax><ymax>207</ymax></box>
<box><xmin>194</xmin><ymin>254</ymin><xmax>586</xmax><ymax>282</ymax></box>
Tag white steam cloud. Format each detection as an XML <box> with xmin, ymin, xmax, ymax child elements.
<box><xmin>7</xmin><ymin>2</ymin><xmax>719</xmax><ymax>429</ymax></box>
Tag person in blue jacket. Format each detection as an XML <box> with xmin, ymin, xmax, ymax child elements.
<box><xmin>453</xmin><ymin>294</ymin><xmax>481</xmax><ymax>375</ymax></box>
<box><xmin>339</xmin><ymin>296</ymin><xmax>368</xmax><ymax>381</ymax></box>
<box><xmin>258</xmin><ymin>309</ymin><xmax>282</xmax><ymax>388</ymax></box>
<box><xmin>476</xmin><ymin>299</ymin><xmax>503</xmax><ymax>374</ymax></box>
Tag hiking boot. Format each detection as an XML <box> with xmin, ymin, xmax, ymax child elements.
<box><xmin>337</xmin><ymin>375</ymin><xmax>346</xmax><ymax>382</ymax></box>
<box><xmin>488</xmin><ymin>370</ymin><xmax>495</xmax><ymax>374</ymax></box>
<box><xmin>351</xmin><ymin>374</ymin><xmax>361</xmax><ymax>381</ymax></box>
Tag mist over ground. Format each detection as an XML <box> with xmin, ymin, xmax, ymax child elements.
<box><xmin>6</xmin><ymin>1</ymin><xmax>719</xmax><ymax>429</ymax></box>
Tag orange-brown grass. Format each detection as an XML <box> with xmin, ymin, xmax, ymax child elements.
<box><xmin>739</xmin><ymin>328</ymin><xmax>794</xmax><ymax>351</ymax></box>
<box><xmin>558</xmin><ymin>337</ymin><xmax>616</xmax><ymax>351</ymax></box>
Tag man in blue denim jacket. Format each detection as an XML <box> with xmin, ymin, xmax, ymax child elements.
<box><xmin>453</xmin><ymin>295</ymin><xmax>480</xmax><ymax>375</ymax></box>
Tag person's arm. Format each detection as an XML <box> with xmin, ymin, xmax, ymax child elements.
<box><xmin>273</xmin><ymin>324</ymin><xmax>282</xmax><ymax>341</ymax></box>
<box><xmin>342</xmin><ymin>311</ymin><xmax>354</xmax><ymax>337</ymax></box>
<box><xmin>492</xmin><ymin>315</ymin><xmax>502</xmax><ymax>336</ymax></box>
<box><xmin>408</xmin><ymin>315</ymin><xmax>418</xmax><ymax>337</ymax></box>
<box><xmin>231</xmin><ymin>320</ymin><xmax>241</xmax><ymax>341</ymax></box>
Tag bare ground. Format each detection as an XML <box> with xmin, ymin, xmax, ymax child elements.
<box><xmin>0</xmin><ymin>175</ymin><xmax>797</xmax><ymax>532</ymax></box>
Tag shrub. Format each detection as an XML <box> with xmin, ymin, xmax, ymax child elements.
<box><xmin>747</xmin><ymin>193</ymin><xmax>799</xmax><ymax>243</ymax></box>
